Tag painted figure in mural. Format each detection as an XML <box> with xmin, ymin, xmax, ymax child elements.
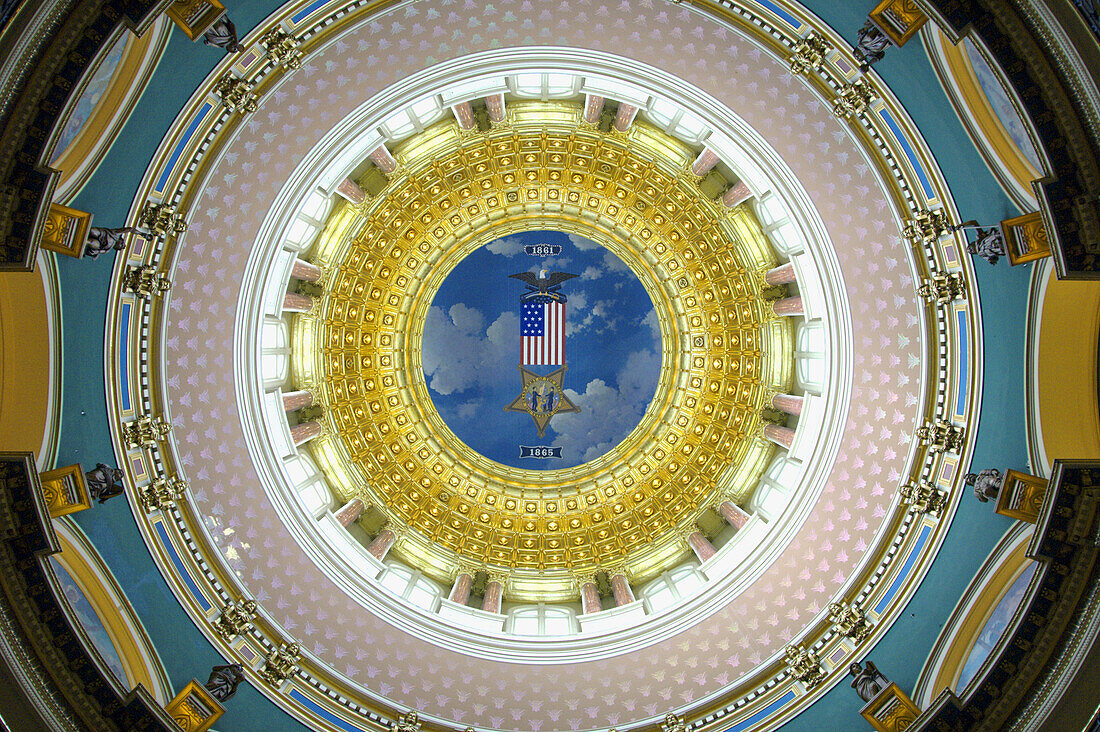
<box><xmin>83</xmin><ymin>227</ymin><xmax>147</xmax><ymax>259</ymax></box>
<box><xmin>203</xmin><ymin>16</ymin><xmax>243</xmax><ymax>53</ymax></box>
<box><xmin>966</xmin><ymin>469</ymin><xmax>1004</xmax><ymax>502</ymax></box>
<box><xmin>855</xmin><ymin>20</ymin><xmax>892</xmax><ymax>70</ymax></box>
<box><xmin>849</xmin><ymin>661</ymin><xmax>890</xmax><ymax>703</ymax></box>
<box><xmin>965</xmin><ymin>226</ymin><xmax>1006</xmax><ymax>264</ymax></box>
<box><xmin>204</xmin><ymin>663</ymin><xmax>246</xmax><ymax>702</ymax></box>
<box><xmin>85</xmin><ymin>463</ymin><xmax>124</xmax><ymax>503</ymax></box>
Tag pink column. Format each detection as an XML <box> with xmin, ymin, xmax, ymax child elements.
<box><xmin>613</xmin><ymin>103</ymin><xmax>638</xmax><ymax>132</ymax></box>
<box><xmin>763</xmin><ymin>423</ymin><xmax>796</xmax><ymax>449</ymax></box>
<box><xmin>482</xmin><ymin>579</ymin><xmax>504</xmax><ymax>613</ymax></box>
<box><xmin>485</xmin><ymin>93</ymin><xmax>505</xmax><ymax>123</ymax></box>
<box><xmin>580</xmin><ymin>581</ymin><xmax>602</xmax><ymax>614</ymax></box>
<box><xmin>335</xmin><ymin>177</ymin><xmax>366</xmax><ymax>205</ymax></box>
<box><xmin>721</xmin><ymin>180</ymin><xmax>753</xmax><ymax>208</ymax></box>
<box><xmin>283</xmin><ymin>292</ymin><xmax>315</xmax><ymax>313</ymax></box>
<box><xmin>687</xmin><ymin>531</ymin><xmax>717</xmax><ymax>563</ymax></box>
<box><xmin>692</xmin><ymin>148</ymin><xmax>720</xmax><ymax>176</ymax></box>
<box><xmin>369</xmin><ymin>144</ymin><xmax>397</xmax><ymax>174</ymax></box>
<box><xmin>584</xmin><ymin>94</ymin><xmax>605</xmax><ymax>123</ymax></box>
<box><xmin>367</xmin><ymin>528</ymin><xmax>396</xmax><ymax>560</ymax></box>
<box><xmin>771</xmin><ymin>393</ymin><xmax>804</xmax><ymax>416</ymax></box>
<box><xmin>764</xmin><ymin>262</ymin><xmax>796</xmax><ymax>285</ymax></box>
<box><xmin>290</xmin><ymin>420</ymin><xmax>322</xmax><ymax>446</ymax></box>
<box><xmin>610</xmin><ymin>573</ymin><xmax>635</xmax><ymax>606</ymax></box>
<box><xmin>452</xmin><ymin>101</ymin><xmax>475</xmax><ymax>130</ymax></box>
<box><xmin>283</xmin><ymin>390</ymin><xmax>315</xmax><ymax>411</ymax></box>
<box><xmin>449</xmin><ymin>573</ymin><xmax>473</xmax><ymax>604</ymax></box>
<box><xmin>290</xmin><ymin>259</ymin><xmax>323</xmax><ymax>283</ymax></box>
<box><xmin>717</xmin><ymin>501</ymin><xmax>750</xmax><ymax>530</ymax></box>
<box><xmin>771</xmin><ymin>296</ymin><xmax>804</xmax><ymax>317</ymax></box>
<box><xmin>334</xmin><ymin>498</ymin><xmax>365</xmax><ymax>528</ymax></box>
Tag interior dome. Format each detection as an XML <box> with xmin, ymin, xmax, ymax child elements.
<box><xmin>30</xmin><ymin>0</ymin><xmax>1100</xmax><ymax>730</ymax></box>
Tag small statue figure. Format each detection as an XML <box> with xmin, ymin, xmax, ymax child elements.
<box><xmin>204</xmin><ymin>663</ymin><xmax>246</xmax><ymax>702</ymax></box>
<box><xmin>855</xmin><ymin>20</ymin><xmax>892</xmax><ymax>70</ymax></box>
<box><xmin>83</xmin><ymin>227</ymin><xmax>148</xmax><ymax>259</ymax></box>
<box><xmin>954</xmin><ymin>221</ymin><xmax>1006</xmax><ymax>265</ymax></box>
<box><xmin>966</xmin><ymin>469</ymin><xmax>1004</xmax><ymax>502</ymax></box>
<box><xmin>85</xmin><ymin>463</ymin><xmax>124</xmax><ymax>503</ymax></box>
<box><xmin>203</xmin><ymin>16</ymin><xmax>243</xmax><ymax>53</ymax></box>
<box><xmin>849</xmin><ymin>661</ymin><xmax>890</xmax><ymax>703</ymax></box>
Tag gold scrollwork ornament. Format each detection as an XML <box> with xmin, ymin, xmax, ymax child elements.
<box><xmin>832</xmin><ymin>79</ymin><xmax>876</xmax><ymax>119</ymax></box>
<box><xmin>784</xmin><ymin>645</ymin><xmax>826</xmax><ymax>686</ymax></box>
<box><xmin>261</xmin><ymin>28</ymin><xmax>303</xmax><ymax>70</ymax></box>
<box><xmin>259</xmin><ymin>642</ymin><xmax>301</xmax><ymax>685</ymax></box>
<box><xmin>139</xmin><ymin>476</ymin><xmax>186</xmax><ymax>512</ymax></box>
<box><xmin>899</xmin><ymin>481</ymin><xmax>948</xmax><ymax>517</ymax></box>
<box><xmin>123</xmin><ymin>415</ymin><xmax>172</xmax><ymax>449</ymax></box>
<box><xmin>213</xmin><ymin>74</ymin><xmax>258</xmax><ymax>114</ymax></box>
<box><xmin>828</xmin><ymin>601</ymin><xmax>872</xmax><ymax>642</ymax></box>
<box><xmin>213</xmin><ymin>598</ymin><xmax>258</xmax><ymax>641</ymax></box>
<box><xmin>790</xmin><ymin>32</ymin><xmax>831</xmax><ymax>75</ymax></box>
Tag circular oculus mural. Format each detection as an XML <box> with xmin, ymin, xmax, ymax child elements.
<box><xmin>423</xmin><ymin>230</ymin><xmax>662</xmax><ymax>470</ymax></box>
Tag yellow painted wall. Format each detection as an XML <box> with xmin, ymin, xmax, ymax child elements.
<box><xmin>0</xmin><ymin>269</ymin><xmax>53</xmax><ymax>459</ymax></box>
<box><xmin>1037</xmin><ymin>269</ymin><xmax>1100</xmax><ymax>462</ymax></box>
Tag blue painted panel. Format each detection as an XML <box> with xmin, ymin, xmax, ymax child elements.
<box><xmin>955</xmin><ymin>307</ymin><xmax>969</xmax><ymax>418</ymax></box>
<box><xmin>725</xmin><ymin>690</ymin><xmax>798</xmax><ymax>731</ymax></box>
<box><xmin>154</xmin><ymin>102</ymin><xmax>213</xmax><ymax>194</ymax></box>
<box><xmin>119</xmin><ymin>301</ymin><xmax>131</xmax><ymax>411</ymax></box>
<box><xmin>874</xmin><ymin>523</ymin><xmax>933</xmax><ymax>615</ymax></box>
<box><xmin>288</xmin><ymin>688</ymin><xmax>365</xmax><ymax>731</ymax></box>
<box><xmin>879</xmin><ymin>108</ymin><xmax>936</xmax><ymax>200</ymax></box>
<box><xmin>153</xmin><ymin>520</ymin><xmax>211</xmax><ymax>612</ymax></box>
<box><xmin>756</xmin><ymin>0</ymin><xmax>802</xmax><ymax>29</ymax></box>
<box><xmin>291</xmin><ymin>0</ymin><xmax>331</xmax><ymax>24</ymax></box>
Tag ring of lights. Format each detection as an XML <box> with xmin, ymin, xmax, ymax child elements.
<box><xmin>300</xmin><ymin>105</ymin><xmax>786</xmax><ymax>598</ymax></box>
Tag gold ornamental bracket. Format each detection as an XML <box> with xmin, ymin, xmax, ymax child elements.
<box><xmin>38</xmin><ymin>465</ymin><xmax>92</xmax><ymax>518</ymax></box>
<box><xmin>164</xmin><ymin>680</ymin><xmax>225</xmax><ymax>732</ymax></box>
<box><xmin>294</xmin><ymin>101</ymin><xmax>790</xmax><ymax>600</ymax></box>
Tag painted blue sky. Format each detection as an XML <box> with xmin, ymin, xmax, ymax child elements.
<box><xmin>422</xmin><ymin>230</ymin><xmax>661</xmax><ymax>469</ymax></box>
<box><xmin>49</xmin><ymin>557</ymin><xmax>128</xmax><ymax>685</ymax></box>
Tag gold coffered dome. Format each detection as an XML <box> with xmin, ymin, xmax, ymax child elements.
<box><xmin>295</xmin><ymin>102</ymin><xmax>792</xmax><ymax>599</ymax></box>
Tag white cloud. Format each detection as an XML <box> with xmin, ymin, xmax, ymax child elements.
<box><xmin>642</xmin><ymin>308</ymin><xmax>660</xmax><ymax>341</ymax></box>
<box><xmin>447</xmin><ymin>303</ymin><xmax>484</xmax><ymax>335</ymax></box>
<box><xmin>579</xmin><ymin>266</ymin><xmax>601</xmax><ymax>280</ymax></box>
<box><xmin>567</xmin><ymin>233</ymin><xmax>603</xmax><ymax>251</ymax></box>
<box><xmin>422</xmin><ymin>306</ymin><xmax>518</xmax><ymax>395</ymax></box>
<box><xmin>549</xmin><ymin>349</ymin><xmax>660</xmax><ymax>464</ymax></box>
<box><xmin>602</xmin><ymin>250</ymin><xmax>629</xmax><ymax>272</ymax></box>
<box><xmin>486</xmin><ymin>236</ymin><xmax>525</xmax><ymax>257</ymax></box>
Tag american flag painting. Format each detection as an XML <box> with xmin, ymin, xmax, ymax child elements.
<box><xmin>520</xmin><ymin>296</ymin><xmax>565</xmax><ymax>365</ymax></box>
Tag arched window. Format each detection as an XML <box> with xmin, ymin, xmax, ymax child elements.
<box><xmin>261</xmin><ymin>317</ymin><xmax>290</xmax><ymax>389</ymax></box>
<box><xmin>751</xmin><ymin>453</ymin><xmax>803</xmax><ymax>521</ymax></box>
<box><xmin>641</xmin><ymin>564</ymin><xmax>707</xmax><ymax>613</ymax></box>
<box><xmin>795</xmin><ymin>321</ymin><xmax>826</xmax><ymax>394</ymax></box>
<box><xmin>281</xmin><ymin>452</ymin><xmax>328</xmax><ymax>517</ymax></box>
<box><xmin>378</xmin><ymin>563</ymin><xmax>443</xmax><ymax>611</ymax></box>
<box><xmin>506</xmin><ymin>604</ymin><xmax>578</xmax><ymax>636</ymax></box>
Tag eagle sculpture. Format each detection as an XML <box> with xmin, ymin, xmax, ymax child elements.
<box><xmin>509</xmin><ymin>269</ymin><xmax>579</xmax><ymax>295</ymax></box>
